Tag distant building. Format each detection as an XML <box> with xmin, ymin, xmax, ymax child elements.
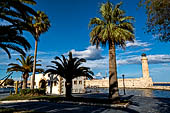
<box><xmin>85</xmin><ymin>54</ymin><xmax>153</xmax><ymax>88</ymax></box>
<box><xmin>30</xmin><ymin>74</ymin><xmax>86</xmax><ymax>95</ymax></box>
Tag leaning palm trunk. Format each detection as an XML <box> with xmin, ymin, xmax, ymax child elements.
<box><xmin>65</xmin><ymin>80</ymin><xmax>72</xmax><ymax>97</ymax></box>
<box><xmin>31</xmin><ymin>40</ymin><xmax>38</xmax><ymax>89</ymax></box>
<box><xmin>109</xmin><ymin>42</ymin><xmax>119</xmax><ymax>99</ymax></box>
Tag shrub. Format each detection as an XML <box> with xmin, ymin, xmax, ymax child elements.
<box><xmin>20</xmin><ymin>88</ymin><xmax>46</xmax><ymax>96</ymax></box>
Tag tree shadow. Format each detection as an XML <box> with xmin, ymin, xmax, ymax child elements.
<box><xmin>109</xmin><ymin>72</ymin><xmax>119</xmax><ymax>98</ymax></box>
<box><xmin>0</xmin><ymin>101</ymin><xmax>140</xmax><ymax>113</ymax></box>
<box><xmin>153</xmin><ymin>97</ymin><xmax>170</xmax><ymax>113</ymax></box>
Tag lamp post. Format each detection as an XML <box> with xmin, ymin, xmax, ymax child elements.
<box><xmin>122</xmin><ymin>74</ymin><xmax>126</xmax><ymax>95</ymax></box>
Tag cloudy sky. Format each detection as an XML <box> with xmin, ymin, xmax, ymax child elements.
<box><xmin>0</xmin><ymin>0</ymin><xmax>170</xmax><ymax>82</ymax></box>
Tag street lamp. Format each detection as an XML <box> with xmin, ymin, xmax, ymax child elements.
<box><xmin>122</xmin><ymin>74</ymin><xmax>126</xmax><ymax>95</ymax></box>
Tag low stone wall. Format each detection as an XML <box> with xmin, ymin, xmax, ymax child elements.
<box><xmin>85</xmin><ymin>79</ymin><xmax>109</xmax><ymax>88</ymax></box>
<box><xmin>149</xmin><ymin>86</ymin><xmax>170</xmax><ymax>90</ymax></box>
<box><xmin>85</xmin><ymin>77</ymin><xmax>153</xmax><ymax>89</ymax></box>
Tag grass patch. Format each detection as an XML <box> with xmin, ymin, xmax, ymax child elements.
<box><xmin>0</xmin><ymin>94</ymin><xmax>58</xmax><ymax>101</ymax></box>
<box><xmin>0</xmin><ymin>107</ymin><xmax>34</xmax><ymax>113</ymax></box>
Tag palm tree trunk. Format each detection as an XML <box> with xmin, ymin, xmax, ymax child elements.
<box><xmin>22</xmin><ymin>78</ymin><xmax>27</xmax><ymax>89</ymax></box>
<box><xmin>22</xmin><ymin>73</ymin><xmax>29</xmax><ymax>89</ymax></box>
<box><xmin>109</xmin><ymin>42</ymin><xmax>119</xmax><ymax>99</ymax></box>
<box><xmin>31</xmin><ymin>40</ymin><xmax>38</xmax><ymax>89</ymax></box>
<box><xmin>65</xmin><ymin>80</ymin><xmax>72</xmax><ymax>97</ymax></box>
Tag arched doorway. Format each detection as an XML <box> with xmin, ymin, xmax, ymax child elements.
<box><xmin>39</xmin><ymin>79</ymin><xmax>46</xmax><ymax>88</ymax></box>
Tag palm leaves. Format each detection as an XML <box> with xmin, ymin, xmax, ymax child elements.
<box><xmin>45</xmin><ymin>52</ymin><xmax>93</xmax><ymax>97</ymax></box>
<box><xmin>89</xmin><ymin>1</ymin><xmax>135</xmax><ymax>99</ymax></box>
<box><xmin>89</xmin><ymin>1</ymin><xmax>135</xmax><ymax>48</ymax></box>
<box><xmin>0</xmin><ymin>0</ymin><xmax>37</xmax><ymax>26</ymax></box>
<box><xmin>0</xmin><ymin>26</ymin><xmax>31</xmax><ymax>58</ymax></box>
<box><xmin>0</xmin><ymin>0</ymin><xmax>38</xmax><ymax>58</ymax></box>
<box><xmin>46</xmin><ymin>52</ymin><xmax>93</xmax><ymax>80</ymax></box>
<box><xmin>7</xmin><ymin>55</ymin><xmax>43</xmax><ymax>74</ymax></box>
<box><xmin>7</xmin><ymin>55</ymin><xmax>43</xmax><ymax>89</ymax></box>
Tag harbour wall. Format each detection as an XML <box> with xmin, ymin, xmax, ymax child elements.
<box><xmin>85</xmin><ymin>79</ymin><xmax>170</xmax><ymax>90</ymax></box>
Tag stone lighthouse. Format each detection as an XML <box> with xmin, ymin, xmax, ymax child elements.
<box><xmin>141</xmin><ymin>53</ymin><xmax>153</xmax><ymax>87</ymax></box>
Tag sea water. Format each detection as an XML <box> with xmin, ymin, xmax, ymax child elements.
<box><xmin>86</xmin><ymin>88</ymin><xmax>170</xmax><ymax>98</ymax></box>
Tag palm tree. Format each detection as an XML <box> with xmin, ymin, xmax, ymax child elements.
<box><xmin>0</xmin><ymin>26</ymin><xmax>31</xmax><ymax>58</ymax></box>
<box><xmin>45</xmin><ymin>52</ymin><xmax>93</xmax><ymax>97</ymax></box>
<box><xmin>30</xmin><ymin>11</ymin><xmax>50</xmax><ymax>89</ymax></box>
<box><xmin>7</xmin><ymin>55</ymin><xmax>43</xmax><ymax>89</ymax></box>
<box><xmin>89</xmin><ymin>1</ymin><xmax>135</xmax><ymax>99</ymax></box>
<box><xmin>0</xmin><ymin>0</ymin><xmax>38</xmax><ymax>58</ymax></box>
<box><xmin>0</xmin><ymin>0</ymin><xmax>37</xmax><ymax>27</ymax></box>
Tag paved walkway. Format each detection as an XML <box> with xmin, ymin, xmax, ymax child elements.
<box><xmin>0</xmin><ymin>95</ymin><xmax>170</xmax><ymax>113</ymax></box>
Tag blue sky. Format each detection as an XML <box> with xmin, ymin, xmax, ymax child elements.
<box><xmin>0</xmin><ymin>0</ymin><xmax>170</xmax><ymax>82</ymax></box>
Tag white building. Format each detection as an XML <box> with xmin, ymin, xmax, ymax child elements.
<box><xmin>30</xmin><ymin>74</ymin><xmax>86</xmax><ymax>95</ymax></box>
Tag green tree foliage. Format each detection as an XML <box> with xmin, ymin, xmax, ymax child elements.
<box><xmin>45</xmin><ymin>52</ymin><xmax>93</xmax><ymax>97</ymax></box>
<box><xmin>89</xmin><ymin>1</ymin><xmax>135</xmax><ymax>99</ymax></box>
<box><xmin>7</xmin><ymin>55</ymin><xmax>43</xmax><ymax>89</ymax></box>
<box><xmin>4</xmin><ymin>79</ymin><xmax>14</xmax><ymax>86</ymax></box>
<box><xmin>139</xmin><ymin>0</ymin><xmax>170</xmax><ymax>41</ymax></box>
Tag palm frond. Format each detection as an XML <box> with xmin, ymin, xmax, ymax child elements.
<box><xmin>45</xmin><ymin>52</ymin><xmax>94</xmax><ymax>81</ymax></box>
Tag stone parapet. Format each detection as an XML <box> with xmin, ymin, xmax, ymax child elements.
<box><xmin>85</xmin><ymin>77</ymin><xmax>153</xmax><ymax>89</ymax></box>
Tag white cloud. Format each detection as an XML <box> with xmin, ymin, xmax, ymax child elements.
<box><xmin>150</xmin><ymin>65</ymin><xmax>170</xmax><ymax>74</ymax></box>
<box><xmin>83</xmin><ymin>57</ymin><xmax>108</xmax><ymax>69</ymax></box>
<box><xmin>95</xmin><ymin>72</ymin><xmax>102</xmax><ymax>77</ymax></box>
<box><xmin>126</xmin><ymin>40</ymin><xmax>151</xmax><ymax>47</ymax></box>
<box><xmin>117</xmin><ymin>54</ymin><xmax>170</xmax><ymax>65</ymax></box>
<box><xmin>140</xmin><ymin>48</ymin><xmax>152</xmax><ymax>52</ymax></box>
<box><xmin>28</xmin><ymin>50</ymin><xmax>50</xmax><ymax>55</ymax></box>
<box><xmin>118</xmin><ymin>48</ymin><xmax>151</xmax><ymax>56</ymax></box>
<box><xmin>69</xmin><ymin>46</ymin><xmax>104</xmax><ymax>60</ymax></box>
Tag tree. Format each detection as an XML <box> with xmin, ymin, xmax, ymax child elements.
<box><xmin>7</xmin><ymin>55</ymin><xmax>43</xmax><ymax>89</ymax></box>
<box><xmin>139</xmin><ymin>0</ymin><xmax>170</xmax><ymax>41</ymax></box>
<box><xmin>0</xmin><ymin>0</ymin><xmax>38</xmax><ymax>58</ymax></box>
<box><xmin>30</xmin><ymin>11</ymin><xmax>50</xmax><ymax>89</ymax></box>
<box><xmin>0</xmin><ymin>26</ymin><xmax>31</xmax><ymax>58</ymax></box>
<box><xmin>0</xmin><ymin>0</ymin><xmax>37</xmax><ymax>32</ymax></box>
<box><xmin>45</xmin><ymin>52</ymin><xmax>93</xmax><ymax>97</ymax></box>
<box><xmin>89</xmin><ymin>1</ymin><xmax>135</xmax><ymax>99</ymax></box>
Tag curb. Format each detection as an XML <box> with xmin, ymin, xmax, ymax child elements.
<box><xmin>57</xmin><ymin>101</ymin><xmax>129</xmax><ymax>108</ymax></box>
<box><xmin>0</xmin><ymin>99</ymin><xmax>129</xmax><ymax>108</ymax></box>
<box><xmin>0</xmin><ymin>100</ymin><xmax>39</xmax><ymax>104</ymax></box>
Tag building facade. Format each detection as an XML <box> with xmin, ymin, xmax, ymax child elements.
<box><xmin>30</xmin><ymin>74</ymin><xmax>86</xmax><ymax>95</ymax></box>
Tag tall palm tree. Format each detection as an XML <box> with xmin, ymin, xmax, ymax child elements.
<box><xmin>89</xmin><ymin>1</ymin><xmax>135</xmax><ymax>99</ymax></box>
<box><xmin>0</xmin><ymin>26</ymin><xmax>31</xmax><ymax>58</ymax></box>
<box><xmin>30</xmin><ymin>11</ymin><xmax>50</xmax><ymax>89</ymax></box>
<box><xmin>7</xmin><ymin>55</ymin><xmax>43</xmax><ymax>89</ymax></box>
<box><xmin>45</xmin><ymin>52</ymin><xmax>93</xmax><ymax>97</ymax></box>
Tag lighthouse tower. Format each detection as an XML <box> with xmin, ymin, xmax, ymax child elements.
<box><xmin>141</xmin><ymin>53</ymin><xmax>153</xmax><ymax>87</ymax></box>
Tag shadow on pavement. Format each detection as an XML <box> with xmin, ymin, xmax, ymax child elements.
<box><xmin>0</xmin><ymin>101</ymin><xmax>140</xmax><ymax>113</ymax></box>
<box><xmin>154</xmin><ymin>97</ymin><xmax>170</xmax><ymax>113</ymax></box>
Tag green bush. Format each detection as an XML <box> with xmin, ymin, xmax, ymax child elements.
<box><xmin>20</xmin><ymin>88</ymin><xmax>46</xmax><ymax>96</ymax></box>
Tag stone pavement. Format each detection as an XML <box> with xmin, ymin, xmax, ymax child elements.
<box><xmin>0</xmin><ymin>95</ymin><xmax>170</xmax><ymax>113</ymax></box>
